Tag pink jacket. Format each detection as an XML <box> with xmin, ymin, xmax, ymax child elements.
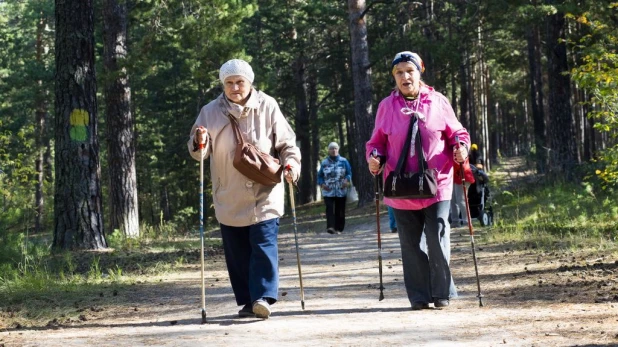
<box><xmin>366</xmin><ymin>86</ymin><xmax>470</xmax><ymax>210</ymax></box>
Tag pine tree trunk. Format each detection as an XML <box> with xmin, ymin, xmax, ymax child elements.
<box><xmin>584</xmin><ymin>91</ymin><xmax>595</xmax><ymax>161</ymax></box>
<box><xmin>103</xmin><ymin>0</ymin><xmax>139</xmax><ymax>237</ymax></box>
<box><xmin>292</xmin><ymin>56</ymin><xmax>313</xmax><ymax>204</ymax></box>
<box><xmin>53</xmin><ymin>0</ymin><xmax>106</xmax><ymax>250</ymax></box>
<box><xmin>478</xmin><ymin>22</ymin><xmax>491</xmax><ymax>170</ymax></box>
<box><xmin>160</xmin><ymin>184</ymin><xmax>170</xmax><ymax>222</ymax></box>
<box><xmin>545</xmin><ymin>6</ymin><xmax>578</xmax><ymax>176</ymax></box>
<box><xmin>307</xmin><ymin>69</ymin><xmax>318</xmax><ymax>203</ymax></box>
<box><xmin>310</xmin><ymin>79</ymin><xmax>320</xmax><ymax>202</ymax></box>
<box><xmin>527</xmin><ymin>20</ymin><xmax>547</xmax><ymax>173</ymax></box>
<box><xmin>348</xmin><ymin>0</ymin><xmax>374</xmax><ymax>207</ymax></box>
<box><xmin>459</xmin><ymin>53</ymin><xmax>470</xmax><ymax>131</ymax></box>
<box><xmin>34</xmin><ymin>11</ymin><xmax>48</xmax><ymax>234</ymax></box>
<box><xmin>467</xmin><ymin>52</ymin><xmax>477</xmax><ymax>145</ymax></box>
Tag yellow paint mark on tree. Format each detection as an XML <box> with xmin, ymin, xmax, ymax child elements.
<box><xmin>69</xmin><ymin>109</ymin><xmax>89</xmax><ymax>141</ymax></box>
<box><xmin>70</xmin><ymin>109</ymin><xmax>89</xmax><ymax>126</ymax></box>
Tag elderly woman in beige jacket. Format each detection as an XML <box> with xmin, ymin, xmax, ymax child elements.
<box><xmin>188</xmin><ymin>59</ymin><xmax>301</xmax><ymax>319</ymax></box>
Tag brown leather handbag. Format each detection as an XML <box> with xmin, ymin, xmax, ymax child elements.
<box><xmin>227</xmin><ymin>114</ymin><xmax>283</xmax><ymax>186</ymax></box>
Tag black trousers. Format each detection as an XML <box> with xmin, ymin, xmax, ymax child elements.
<box><xmin>324</xmin><ymin>196</ymin><xmax>347</xmax><ymax>232</ymax></box>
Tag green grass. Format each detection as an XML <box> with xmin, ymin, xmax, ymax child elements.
<box><xmin>485</xmin><ymin>175</ymin><xmax>618</xmax><ymax>252</ymax></box>
<box><xmin>0</xmin><ymin>224</ymin><xmax>222</xmax><ymax>328</ymax></box>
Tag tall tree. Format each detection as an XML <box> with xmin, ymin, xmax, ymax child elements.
<box><xmin>292</xmin><ymin>54</ymin><xmax>313</xmax><ymax>204</ymax></box>
<box><xmin>545</xmin><ymin>2</ymin><xmax>577</xmax><ymax>175</ymax></box>
<box><xmin>53</xmin><ymin>0</ymin><xmax>106</xmax><ymax>249</ymax></box>
<box><xmin>103</xmin><ymin>0</ymin><xmax>139</xmax><ymax>237</ymax></box>
<box><xmin>347</xmin><ymin>0</ymin><xmax>374</xmax><ymax>206</ymax></box>
<box><xmin>33</xmin><ymin>1</ymin><xmax>53</xmax><ymax>233</ymax></box>
<box><xmin>526</xmin><ymin>3</ymin><xmax>547</xmax><ymax>173</ymax></box>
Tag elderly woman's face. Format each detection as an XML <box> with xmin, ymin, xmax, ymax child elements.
<box><xmin>224</xmin><ymin>76</ymin><xmax>251</xmax><ymax>105</ymax></box>
<box><xmin>328</xmin><ymin>146</ymin><xmax>339</xmax><ymax>156</ymax></box>
<box><xmin>393</xmin><ymin>62</ymin><xmax>421</xmax><ymax>98</ymax></box>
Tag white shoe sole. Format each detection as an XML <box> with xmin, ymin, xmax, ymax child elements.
<box><xmin>252</xmin><ymin>302</ymin><xmax>271</xmax><ymax>319</ymax></box>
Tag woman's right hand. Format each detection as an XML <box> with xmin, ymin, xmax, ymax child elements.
<box><xmin>367</xmin><ymin>156</ymin><xmax>382</xmax><ymax>175</ymax></box>
<box><xmin>194</xmin><ymin>126</ymin><xmax>208</xmax><ymax>146</ymax></box>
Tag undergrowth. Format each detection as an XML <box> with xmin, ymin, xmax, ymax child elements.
<box><xmin>0</xmin><ymin>222</ymin><xmax>222</xmax><ymax>327</ymax></box>
<box><xmin>486</xmin><ymin>172</ymin><xmax>618</xmax><ymax>252</ymax></box>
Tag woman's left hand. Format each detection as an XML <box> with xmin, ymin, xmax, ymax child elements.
<box><xmin>284</xmin><ymin>166</ymin><xmax>297</xmax><ymax>183</ymax></box>
<box><xmin>453</xmin><ymin>145</ymin><xmax>468</xmax><ymax>163</ymax></box>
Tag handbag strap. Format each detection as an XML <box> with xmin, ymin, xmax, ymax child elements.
<box><xmin>393</xmin><ymin>113</ymin><xmax>429</xmax><ymax>174</ymax></box>
<box><xmin>226</xmin><ymin>111</ymin><xmax>278</xmax><ymax>158</ymax></box>
<box><xmin>226</xmin><ymin>114</ymin><xmax>245</xmax><ymax>145</ymax></box>
<box><xmin>415</xmin><ymin>122</ymin><xmax>428</xmax><ymax>171</ymax></box>
<box><xmin>272</xmin><ymin>130</ymin><xmax>278</xmax><ymax>160</ymax></box>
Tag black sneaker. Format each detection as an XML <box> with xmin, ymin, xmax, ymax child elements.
<box><xmin>326</xmin><ymin>228</ymin><xmax>336</xmax><ymax>234</ymax></box>
<box><xmin>433</xmin><ymin>298</ymin><xmax>449</xmax><ymax>308</ymax></box>
<box><xmin>238</xmin><ymin>304</ymin><xmax>254</xmax><ymax>318</ymax></box>
<box><xmin>391</xmin><ymin>227</ymin><xmax>397</xmax><ymax>233</ymax></box>
<box><xmin>411</xmin><ymin>302</ymin><xmax>429</xmax><ymax>310</ymax></box>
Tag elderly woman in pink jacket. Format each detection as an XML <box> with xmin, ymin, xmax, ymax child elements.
<box><xmin>366</xmin><ymin>51</ymin><xmax>469</xmax><ymax>310</ymax></box>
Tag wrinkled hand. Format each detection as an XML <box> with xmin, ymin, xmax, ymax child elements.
<box><xmin>367</xmin><ymin>156</ymin><xmax>382</xmax><ymax>175</ymax></box>
<box><xmin>342</xmin><ymin>179</ymin><xmax>350</xmax><ymax>188</ymax></box>
<box><xmin>194</xmin><ymin>126</ymin><xmax>208</xmax><ymax>146</ymax></box>
<box><xmin>453</xmin><ymin>145</ymin><xmax>468</xmax><ymax>164</ymax></box>
<box><xmin>284</xmin><ymin>165</ymin><xmax>297</xmax><ymax>183</ymax></box>
<box><xmin>321</xmin><ymin>184</ymin><xmax>330</xmax><ymax>191</ymax></box>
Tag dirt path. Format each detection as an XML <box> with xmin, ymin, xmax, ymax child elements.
<box><xmin>3</xmin><ymin>211</ymin><xmax>618</xmax><ymax>347</ymax></box>
<box><xmin>491</xmin><ymin>156</ymin><xmax>538</xmax><ymax>189</ymax></box>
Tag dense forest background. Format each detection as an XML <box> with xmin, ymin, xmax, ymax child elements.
<box><xmin>0</xmin><ymin>0</ymin><xmax>616</xmax><ymax>250</ymax></box>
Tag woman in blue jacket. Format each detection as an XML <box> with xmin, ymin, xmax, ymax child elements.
<box><xmin>317</xmin><ymin>142</ymin><xmax>352</xmax><ymax>234</ymax></box>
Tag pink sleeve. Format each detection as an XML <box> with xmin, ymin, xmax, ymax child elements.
<box><xmin>366</xmin><ymin>100</ymin><xmax>388</xmax><ymax>158</ymax></box>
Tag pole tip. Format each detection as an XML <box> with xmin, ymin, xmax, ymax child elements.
<box><xmin>201</xmin><ymin>309</ymin><xmax>207</xmax><ymax>324</ymax></box>
<box><xmin>379</xmin><ymin>292</ymin><xmax>385</xmax><ymax>301</ymax></box>
<box><xmin>301</xmin><ymin>301</ymin><xmax>305</xmax><ymax>310</ymax></box>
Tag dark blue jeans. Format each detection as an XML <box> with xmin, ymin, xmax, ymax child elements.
<box><xmin>392</xmin><ymin>201</ymin><xmax>452</xmax><ymax>304</ymax></box>
<box><xmin>220</xmin><ymin>218</ymin><xmax>279</xmax><ymax>306</ymax></box>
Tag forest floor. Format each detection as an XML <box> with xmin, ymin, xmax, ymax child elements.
<box><xmin>2</xmin><ymin>158</ymin><xmax>618</xmax><ymax>347</ymax></box>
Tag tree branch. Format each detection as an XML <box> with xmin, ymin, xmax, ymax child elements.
<box><xmin>359</xmin><ymin>0</ymin><xmax>393</xmax><ymax>20</ymax></box>
<box><xmin>317</xmin><ymin>91</ymin><xmax>334</xmax><ymax>109</ymax></box>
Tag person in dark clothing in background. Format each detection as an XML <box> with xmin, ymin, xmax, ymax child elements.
<box><xmin>317</xmin><ymin>142</ymin><xmax>352</xmax><ymax>234</ymax></box>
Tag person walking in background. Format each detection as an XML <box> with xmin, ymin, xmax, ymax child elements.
<box><xmin>366</xmin><ymin>51</ymin><xmax>469</xmax><ymax>310</ymax></box>
<box><xmin>188</xmin><ymin>59</ymin><xmax>301</xmax><ymax>319</ymax></box>
<box><xmin>469</xmin><ymin>143</ymin><xmax>481</xmax><ymax>166</ymax></box>
<box><xmin>388</xmin><ymin>206</ymin><xmax>398</xmax><ymax>233</ymax></box>
<box><xmin>317</xmin><ymin>142</ymin><xmax>352</xmax><ymax>234</ymax></box>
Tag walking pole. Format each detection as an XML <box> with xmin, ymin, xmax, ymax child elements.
<box><xmin>372</xmin><ymin>149</ymin><xmax>385</xmax><ymax>301</ymax></box>
<box><xmin>455</xmin><ymin>137</ymin><xmax>484</xmax><ymax>307</ymax></box>
<box><xmin>285</xmin><ymin>165</ymin><xmax>305</xmax><ymax>310</ymax></box>
<box><xmin>198</xmin><ymin>142</ymin><xmax>208</xmax><ymax>323</ymax></box>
